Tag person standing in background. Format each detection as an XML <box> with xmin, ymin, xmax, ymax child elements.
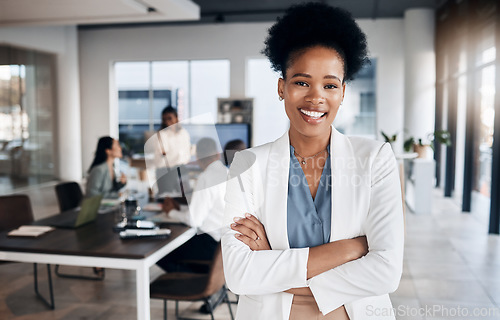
<box><xmin>157</xmin><ymin>106</ymin><xmax>191</xmax><ymax>167</ymax></box>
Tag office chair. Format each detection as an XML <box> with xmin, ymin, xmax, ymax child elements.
<box><xmin>55</xmin><ymin>181</ymin><xmax>83</xmax><ymax>212</ymax></box>
<box><xmin>150</xmin><ymin>244</ymin><xmax>234</xmax><ymax>320</ymax></box>
<box><xmin>0</xmin><ymin>194</ymin><xmax>55</xmax><ymax>309</ymax></box>
<box><xmin>54</xmin><ymin>182</ymin><xmax>104</xmax><ymax>281</ymax></box>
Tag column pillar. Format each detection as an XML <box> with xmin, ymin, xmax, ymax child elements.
<box><xmin>57</xmin><ymin>26</ymin><xmax>82</xmax><ymax>181</ymax></box>
<box><xmin>404</xmin><ymin>8</ymin><xmax>436</xmax><ymax>142</ymax></box>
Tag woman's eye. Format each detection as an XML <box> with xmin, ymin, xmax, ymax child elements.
<box><xmin>295</xmin><ymin>81</ymin><xmax>308</xmax><ymax>87</ymax></box>
<box><xmin>324</xmin><ymin>84</ymin><xmax>338</xmax><ymax>89</ymax></box>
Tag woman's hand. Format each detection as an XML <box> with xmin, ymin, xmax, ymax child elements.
<box><xmin>231</xmin><ymin>213</ymin><xmax>271</xmax><ymax>251</ymax></box>
<box><xmin>162</xmin><ymin>197</ymin><xmax>180</xmax><ymax>214</ymax></box>
<box><xmin>120</xmin><ymin>173</ymin><xmax>127</xmax><ymax>184</ymax></box>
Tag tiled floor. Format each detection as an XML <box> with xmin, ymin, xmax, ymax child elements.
<box><xmin>1</xmin><ymin>184</ymin><xmax>500</xmax><ymax>319</ymax></box>
<box><xmin>391</xmin><ymin>191</ymin><xmax>500</xmax><ymax>320</ymax></box>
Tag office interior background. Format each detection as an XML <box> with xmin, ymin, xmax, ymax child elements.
<box><xmin>1</xmin><ymin>0</ymin><xmax>500</xmax><ymax>319</ymax></box>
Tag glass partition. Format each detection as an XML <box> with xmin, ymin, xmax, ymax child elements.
<box><xmin>0</xmin><ymin>46</ymin><xmax>57</xmax><ymax>193</ymax></box>
<box><xmin>334</xmin><ymin>59</ymin><xmax>377</xmax><ymax>138</ymax></box>
<box><xmin>116</xmin><ymin>60</ymin><xmax>230</xmax><ymax>155</ymax></box>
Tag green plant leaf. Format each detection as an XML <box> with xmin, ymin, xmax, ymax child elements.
<box><xmin>404</xmin><ymin>138</ymin><xmax>414</xmax><ymax>152</ymax></box>
<box><xmin>380</xmin><ymin>131</ymin><xmax>397</xmax><ymax>143</ymax></box>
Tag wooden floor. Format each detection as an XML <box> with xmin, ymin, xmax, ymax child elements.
<box><xmin>0</xmin><ymin>263</ymin><xmax>236</xmax><ymax>320</ymax></box>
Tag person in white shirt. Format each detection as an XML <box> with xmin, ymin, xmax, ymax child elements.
<box><xmin>145</xmin><ymin>106</ymin><xmax>191</xmax><ymax>197</ymax></box>
<box><xmin>156</xmin><ymin>137</ymin><xmax>228</xmax><ymax>273</ymax></box>
<box><xmin>156</xmin><ymin>106</ymin><xmax>191</xmax><ymax>168</ymax></box>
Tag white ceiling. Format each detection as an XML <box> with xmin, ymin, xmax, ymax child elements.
<box><xmin>0</xmin><ymin>0</ymin><xmax>200</xmax><ymax>26</ymax></box>
<box><xmin>192</xmin><ymin>0</ymin><xmax>438</xmax><ymax>20</ymax></box>
<box><xmin>0</xmin><ymin>0</ymin><xmax>440</xmax><ymax>28</ymax></box>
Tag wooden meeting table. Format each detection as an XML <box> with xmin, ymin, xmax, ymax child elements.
<box><xmin>0</xmin><ymin>210</ymin><xmax>196</xmax><ymax>320</ymax></box>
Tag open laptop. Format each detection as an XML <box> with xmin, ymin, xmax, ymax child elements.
<box><xmin>47</xmin><ymin>195</ymin><xmax>103</xmax><ymax>229</ymax></box>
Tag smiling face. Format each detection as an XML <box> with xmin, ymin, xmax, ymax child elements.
<box><xmin>162</xmin><ymin>112</ymin><xmax>178</xmax><ymax>129</ymax></box>
<box><xmin>278</xmin><ymin>46</ymin><xmax>346</xmax><ymax>141</ymax></box>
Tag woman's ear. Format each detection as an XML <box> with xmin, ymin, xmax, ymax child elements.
<box><xmin>277</xmin><ymin>78</ymin><xmax>285</xmax><ymax>100</ymax></box>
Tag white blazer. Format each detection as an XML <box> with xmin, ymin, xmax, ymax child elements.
<box><xmin>221</xmin><ymin>127</ymin><xmax>404</xmax><ymax>320</ymax></box>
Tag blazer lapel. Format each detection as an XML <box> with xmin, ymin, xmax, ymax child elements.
<box><xmin>263</xmin><ymin>127</ymin><xmax>359</xmax><ymax>248</ymax></box>
<box><xmin>330</xmin><ymin>126</ymin><xmax>358</xmax><ymax>241</ymax></box>
<box><xmin>263</xmin><ymin>131</ymin><xmax>291</xmax><ymax>250</ymax></box>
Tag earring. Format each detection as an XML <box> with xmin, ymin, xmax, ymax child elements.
<box><xmin>279</xmin><ymin>96</ymin><xmax>283</xmax><ymax>101</ymax></box>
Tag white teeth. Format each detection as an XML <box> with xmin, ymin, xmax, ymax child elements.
<box><xmin>300</xmin><ymin>109</ymin><xmax>325</xmax><ymax>118</ymax></box>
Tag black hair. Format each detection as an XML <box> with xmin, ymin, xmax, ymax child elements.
<box><xmin>196</xmin><ymin>137</ymin><xmax>218</xmax><ymax>160</ymax></box>
<box><xmin>262</xmin><ymin>2</ymin><xmax>369</xmax><ymax>82</ymax></box>
<box><xmin>161</xmin><ymin>105</ymin><xmax>178</xmax><ymax>118</ymax></box>
<box><xmin>223</xmin><ymin>139</ymin><xmax>247</xmax><ymax>166</ymax></box>
<box><xmin>88</xmin><ymin>136</ymin><xmax>113</xmax><ymax>173</ymax></box>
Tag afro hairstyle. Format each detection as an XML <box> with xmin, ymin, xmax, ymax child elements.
<box><xmin>262</xmin><ymin>2</ymin><xmax>369</xmax><ymax>82</ymax></box>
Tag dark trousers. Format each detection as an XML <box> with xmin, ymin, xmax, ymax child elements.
<box><xmin>156</xmin><ymin>233</ymin><xmax>218</xmax><ymax>273</ymax></box>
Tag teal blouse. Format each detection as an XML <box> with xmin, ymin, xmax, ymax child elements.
<box><xmin>287</xmin><ymin>145</ymin><xmax>332</xmax><ymax>248</ymax></box>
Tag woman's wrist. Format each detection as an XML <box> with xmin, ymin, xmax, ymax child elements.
<box><xmin>346</xmin><ymin>236</ymin><xmax>369</xmax><ymax>261</ymax></box>
<box><xmin>284</xmin><ymin>287</ymin><xmax>313</xmax><ymax>296</ymax></box>
<box><xmin>307</xmin><ymin>237</ymin><xmax>368</xmax><ymax>279</ymax></box>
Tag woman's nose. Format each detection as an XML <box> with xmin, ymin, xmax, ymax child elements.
<box><xmin>305</xmin><ymin>87</ymin><xmax>325</xmax><ymax>105</ymax></box>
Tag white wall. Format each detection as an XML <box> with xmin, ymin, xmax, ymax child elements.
<box><xmin>358</xmin><ymin>19</ymin><xmax>405</xmax><ymax>152</ymax></box>
<box><xmin>0</xmin><ymin>25</ymin><xmax>82</xmax><ymax>181</ymax></box>
<box><xmin>79</xmin><ymin>19</ymin><xmax>406</xmax><ymax>171</ymax></box>
<box><xmin>246</xmin><ymin>58</ymin><xmax>288</xmax><ymax>146</ymax></box>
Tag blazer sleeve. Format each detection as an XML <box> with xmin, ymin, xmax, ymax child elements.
<box><xmin>221</xmin><ymin>151</ymin><xmax>310</xmax><ymax>295</ymax></box>
<box><xmin>86</xmin><ymin>165</ymin><xmax>118</xmax><ymax>198</ymax></box>
<box><xmin>308</xmin><ymin>143</ymin><xmax>405</xmax><ymax>315</ymax></box>
<box><xmin>86</xmin><ymin>165</ymin><xmax>106</xmax><ymax>197</ymax></box>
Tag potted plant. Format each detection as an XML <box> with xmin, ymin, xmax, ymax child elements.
<box><xmin>380</xmin><ymin>131</ymin><xmax>397</xmax><ymax>150</ymax></box>
<box><xmin>429</xmin><ymin>130</ymin><xmax>452</xmax><ymax>149</ymax></box>
<box><xmin>404</xmin><ymin>130</ymin><xmax>452</xmax><ymax>158</ymax></box>
<box><xmin>381</xmin><ymin>131</ymin><xmax>397</xmax><ymax>143</ymax></box>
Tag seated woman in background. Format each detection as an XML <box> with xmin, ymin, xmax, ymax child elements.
<box><xmin>86</xmin><ymin>136</ymin><xmax>127</xmax><ymax>198</ymax></box>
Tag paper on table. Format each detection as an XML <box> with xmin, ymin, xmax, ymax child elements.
<box><xmin>148</xmin><ymin>212</ymin><xmax>184</xmax><ymax>224</ymax></box>
<box><xmin>142</xmin><ymin>202</ymin><xmax>162</xmax><ymax>212</ymax></box>
<box><xmin>101</xmin><ymin>199</ymin><xmax>121</xmax><ymax>206</ymax></box>
<box><xmin>120</xmin><ymin>229</ymin><xmax>171</xmax><ymax>237</ymax></box>
<box><xmin>119</xmin><ymin>228</ymin><xmax>171</xmax><ymax>239</ymax></box>
<box><xmin>8</xmin><ymin>225</ymin><xmax>55</xmax><ymax>237</ymax></box>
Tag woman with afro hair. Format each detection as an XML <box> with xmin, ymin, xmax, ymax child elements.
<box><xmin>222</xmin><ymin>2</ymin><xmax>404</xmax><ymax>319</ymax></box>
